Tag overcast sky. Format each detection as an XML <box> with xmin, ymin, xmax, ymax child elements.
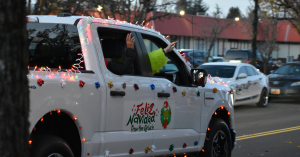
<box><xmin>204</xmin><ymin>0</ymin><xmax>252</xmax><ymax>17</ymax></box>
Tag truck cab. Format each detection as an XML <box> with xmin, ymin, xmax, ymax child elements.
<box><xmin>27</xmin><ymin>14</ymin><xmax>235</xmax><ymax>157</ymax></box>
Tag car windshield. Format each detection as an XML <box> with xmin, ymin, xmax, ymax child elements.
<box><xmin>225</xmin><ymin>51</ymin><xmax>248</xmax><ymax>60</ymax></box>
<box><xmin>198</xmin><ymin>65</ymin><xmax>236</xmax><ymax>78</ymax></box>
<box><xmin>275</xmin><ymin>64</ymin><xmax>300</xmax><ymax>75</ymax></box>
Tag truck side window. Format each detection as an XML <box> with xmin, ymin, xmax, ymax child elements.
<box><xmin>141</xmin><ymin>34</ymin><xmax>192</xmax><ymax>86</ymax></box>
<box><xmin>27</xmin><ymin>23</ymin><xmax>83</xmax><ymax>70</ymax></box>
<box><xmin>97</xmin><ymin>28</ymin><xmax>141</xmax><ymax>75</ymax></box>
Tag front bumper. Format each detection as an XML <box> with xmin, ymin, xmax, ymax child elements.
<box><xmin>269</xmin><ymin>86</ymin><xmax>300</xmax><ymax>98</ymax></box>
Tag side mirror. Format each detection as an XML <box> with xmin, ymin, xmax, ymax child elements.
<box><xmin>270</xmin><ymin>70</ymin><xmax>274</xmax><ymax>74</ymax></box>
<box><xmin>237</xmin><ymin>73</ymin><xmax>247</xmax><ymax>79</ymax></box>
<box><xmin>191</xmin><ymin>69</ymin><xmax>207</xmax><ymax>87</ymax></box>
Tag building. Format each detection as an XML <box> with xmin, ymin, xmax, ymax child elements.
<box><xmin>87</xmin><ymin>10</ymin><xmax>300</xmax><ymax>63</ymax></box>
<box><xmin>148</xmin><ymin>12</ymin><xmax>300</xmax><ymax>62</ymax></box>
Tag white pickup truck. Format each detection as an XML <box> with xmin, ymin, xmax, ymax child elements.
<box><xmin>27</xmin><ymin>13</ymin><xmax>235</xmax><ymax>157</ymax></box>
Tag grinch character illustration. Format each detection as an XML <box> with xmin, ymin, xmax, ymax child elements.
<box><xmin>161</xmin><ymin>101</ymin><xmax>171</xmax><ymax>129</ymax></box>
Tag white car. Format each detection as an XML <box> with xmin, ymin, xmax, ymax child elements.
<box><xmin>199</xmin><ymin>62</ymin><xmax>269</xmax><ymax>107</ymax></box>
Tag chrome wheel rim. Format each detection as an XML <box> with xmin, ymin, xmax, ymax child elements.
<box><xmin>212</xmin><ymin>130</ymin><xmax>228</xmax><ymax>157</ymax></box>
<box><xmin>48</xmin><ymin>153</ymin><xmax>63</xmax><ymax>157</ymax></box>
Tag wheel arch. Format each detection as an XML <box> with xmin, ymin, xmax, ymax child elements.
<box><xmin>201</xmin><ymin>102</ymin><xmax>235</xmax><ymax>152</ymax></box>
<box><xmin>29</xmin><ymin>110</ymin><xmax>82</xmax><ymax>157</ymax></box>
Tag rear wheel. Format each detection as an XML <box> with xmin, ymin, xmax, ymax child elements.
<box><xmin>257</xmin><ymin>88</ymin><xmax>268</xmax><ymax>107</ymax></box>
<box><xmin>31</xmin><ymin>135</ymin><xmax>74</xmax><ymax>157</ymax></box>
<box><xmin>200</xmin><ymin>118</ymin><xmax>232</xmax><ymax>157</ymax></box>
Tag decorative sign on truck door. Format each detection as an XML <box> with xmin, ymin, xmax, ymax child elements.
<box><xmin>124</xmin><ymin>101</ymin><xmax>174</xmax><ymax>132</ymax></box>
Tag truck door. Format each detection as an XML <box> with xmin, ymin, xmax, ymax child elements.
<box><xmin>137</xmin><ymin>32</ymin><xmax>201</xmax><ymax>152</ymax></box>
<box><xmin>92</xmin><ymin>25</ymin><xmax>155</xmax><ymax>156</ymax></box>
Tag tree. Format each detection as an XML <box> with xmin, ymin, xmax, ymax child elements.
<box><xmin>255</xmin><ymin>0</ymin><xmax>280</xmax><ymax>74</ymax></box>
<box><xmin>0</xmin><ymin>0</ymin><xmax>30</xmax><ymax>157</ymax></box>
<box><xmin>200</xmin><ymin>4</ymin><xmax>232</xmax><ymax>62</ymax></box>
<box><xmin>175</xmin><ymin>0</ymin><xmax>187</xmax><ymax>12</ymax></box>
<box><xmin>27</xmin><ymin>0</ymin><xmax>31</xmax><ymax>14</ymax></box>
<box><xmin>252</xmin><ymin>0</ymin><xmax>259</xmax><ymax>65</ymax></box>
<box><xmin>176</xmin><ymin>0</ymin><xmax>208</xmax><ymax>15</ymax></box>
<box><xmin>89</xmin><ymin>0</ymin><xmax>176</xmax><ymax>23</ymax></box>
<box><xmin>257</xmin><ymin>19</ymin><xmax>279</xmax><ymax>74</ymax></box>
<box><xmin>260</xmin><ymin>0</ymin><xmax>300</xmax><ymax>34</ymax></box>
<box><xmin>242</xmin><ymin>1</ymin><xmax>279</xmax><ymax>74</ymax></box>
<box><xmin>226</xmin><ymin>7</ymin><xmax>242</xmax><ymax>19</ymax></box>
<box><xmin>32</xmin><ymin>0</ymin><xmax>88</xmax><ymax>15</ymax></box>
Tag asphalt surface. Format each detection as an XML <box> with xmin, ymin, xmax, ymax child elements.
<box><xmin>232</xmin><ymin>98</ymin><xmax>300</xmax><ymax>157</ymax></box>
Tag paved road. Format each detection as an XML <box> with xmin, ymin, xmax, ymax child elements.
<box><xmin>232</xmin><ymin>99</ymin><xmax>300</xmax><ymax>157</ymax></box>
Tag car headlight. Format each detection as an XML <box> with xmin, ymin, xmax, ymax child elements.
<box><xmin>291</xmin><ymin>81</ymin><xmax>300</xmax><ymax>86</ymax></box>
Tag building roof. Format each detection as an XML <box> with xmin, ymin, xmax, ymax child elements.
<box><xmin>46</xmin><ymin>10</ymin><xmax>300</xmax><ymax>43</ymax></box>
<box><xmin>150</xmin><ymin>12</ymin><xmax>300</xmax><ymax>43</ymax></box>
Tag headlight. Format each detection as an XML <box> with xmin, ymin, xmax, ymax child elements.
<box><xmin>291</xmin><ymin>81</ymin><xmax>300</xmax><ymax>86</ymax></box>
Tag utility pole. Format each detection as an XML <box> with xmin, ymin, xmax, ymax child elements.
<box><xmin>252</xmin><ymin>0</ymin><xmax>259</xmax><ymax>65</ymax></box>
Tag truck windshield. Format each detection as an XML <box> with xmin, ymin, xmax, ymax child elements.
<box><xmin>27</xmin><ymin>23</ymin><xmax>83</xmax><ymax>70</ymax></box>
<box><xmin>198</xmin><ymin>65</ymin><xmax>236</xmax><ymax>78</ymax></box>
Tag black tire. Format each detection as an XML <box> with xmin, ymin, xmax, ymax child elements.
<box><xmin>257</xmin><ymin>88</ymin><xmax>268</xmax><ymax>107</ymax></box>
<box><xmin>201</xmin><ymin>118</ymin><xmax>232</xmax><ymax>157</ymax></box>
<box><xmin>31</xmin><ymin>135</ymin><xmax>74</xmax><ymax>157</ymax></box>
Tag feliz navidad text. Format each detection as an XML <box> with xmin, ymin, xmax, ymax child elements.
<box><xmin>126</xmin><ymin>103</ymin><xmax>157</xmax><ymax>132</ymax></box>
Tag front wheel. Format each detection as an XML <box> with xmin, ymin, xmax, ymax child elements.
<box><xmin>30</xmin><ymin>135</ymin><xmax>74</xmax><ymax>157</ymax></box>
<box><xmin>257</xmin><ymin>88</ymin><xmax>268</xmax><ymax>107</ymax></box>
<box><xmin>201</xmin><ymin>118</ymin><xmax>232</xmax><ymax>157</ymax></box>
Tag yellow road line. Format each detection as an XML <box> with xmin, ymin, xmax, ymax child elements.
<box><xmin>236</xmin><ymin>126</ymin><xmax>300</xmax><ymax>141</ymax></box>
<box><xmin>239</xmin><ymin>126</ymin><xmax>300</xmax><ymax>137</ymax></box>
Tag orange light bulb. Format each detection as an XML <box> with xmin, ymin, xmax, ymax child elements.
<box><xmin>29</xmin><ymin>140</ymin><xmax>32</xmax><ymax>144</ymax></box>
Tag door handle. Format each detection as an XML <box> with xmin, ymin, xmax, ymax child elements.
<box><xmin>157</xmin><ymin>93</ymin><xmax>170</xmax><ymax>97</ymax></box>
<box><xmin>259</xmin><ymin>78</ymin><xmax>262</xmax><ymax>80</ymax></box>
<box><xmin>110</xmin><ymin>91</ymin><xmax>125</xmax><ymax>96</ymax></box>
